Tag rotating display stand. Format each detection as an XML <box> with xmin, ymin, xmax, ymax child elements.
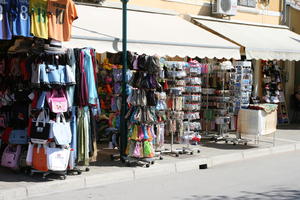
<box><xmin>181</xmin><ymin>60</ymin><xmax>202</xmax><ymax>155</ymax></box>
<box><xmin>201</xmin><ymin>61</ymin><xmax>251</xmax><ymax>145</ymax></box>
<box><xmin>161</xmin><ymin>61</ymin><xmax>187</xmax><ymax>157</ymax></box>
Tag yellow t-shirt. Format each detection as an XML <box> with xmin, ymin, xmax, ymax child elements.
<box><xmin>30</xmin><ymin>0</ymin><xmax>48</xmax><ymax>39</ymax></box>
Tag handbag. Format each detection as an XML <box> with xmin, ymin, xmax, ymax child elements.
<box><xmin>146</xmin><ymin>91</ymin><xmax>157</xmax><ymax>106</ymax></box>
<box><xmin>46</xmin><ymin>64</ymin><xmax>66</xmax><ymax>85</ymax></box>
<box><xmin>32</xmin><ymin>144</ymin><xmax>48</xmax><ymax>172</ymax></box>
<box><xmin>129</xmin><ymin>125</ymin><xmax>139</xmax><ymax>141</ymax></box>
<box><xmin>19</xmin><ymin>148</ymin><xmax>28</xmax><ymax>169</ymax></box>
<box><xmin>47</xmin><ymin>145</ymin><xmax>70</xmax><ymax>171</ymax></box>
<box><xmin>47</xmin><ymin>89</ymin><xmax>68</xmax><ymax>113</ymax></box>
<box><xmin>137</xmin><ymin>54</ymin><xmax>148</xmax><ymax>70</ymax></box>
<box><xmin>137</xmin><ymin>126</ymin><xmax>144</xmax><ymax>141</ymax></box>
<box><xmin>1</xmin><ymin>145</ymin><xmax>22</xmax><ymax>169</ymax></box>
<box><xmin>143</xmin><ymin>141</ymin><xmax>154</xmax><ymax>158</ymax></box>
<box><xmin>146</xmin><ymin>56</ymin><xmax>160</xmax><ymax>74</ymax></box>
<box><xmin>26</xmin><ymin>143</ymin><xmax>34</xmax><ymax>166</ymax></box>
<box><xmin>113</xmin><ymin>68</ymin><xmax>122</xmax><ymax>82</ymax></box>
<box><xmin>50</xmin><ymin>113</ymin><xmax>72</xmax><ymax>145</ymax></box>
<box><xmin>132</xmin><ymin>142</ymin><xmax>142</xmax><ymax>158</ymax></box>
<box><xmin>9</xmin><ymin>129</ymin><xmax>28</xmax><ymax>144</ymax></box>
<box><xmin>30</xmin><ymin>110</ymin><xmax>51</xmax><ymax>144</ymax></box>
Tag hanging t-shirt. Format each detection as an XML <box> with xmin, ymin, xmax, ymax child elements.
<box><xmin>11</xmin><ymin>0</ymin><xmax>31</xmax><ymax>37</ymax></box>
<box><xmin>0</xmin><ymin>0</ymin><xmax>12</xmax><ymax>40</ymax></box>
<box><xmin>30</xmin><ymin>0</ymin><xmax>48</xmax><ymax>39</ymax></box>
<box><xmin>47</xmin><ymin>0</ymin><xmax>78</xmax><ymax>41</ymax></box>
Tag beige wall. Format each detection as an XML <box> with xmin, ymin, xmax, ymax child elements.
<box><xmin>106</xmin><ymin>0</ymin><xmax>282</xmax><ymax>25</ymax></box>
<box><xmin>107</xmin><ymin>0</ymin><xmax>210</xmax><ymax>15</ymax></box>
<box><xmin>231</xmin><ymin>13</ymin><xmax>280</xmax><ymax>24</ymax></box>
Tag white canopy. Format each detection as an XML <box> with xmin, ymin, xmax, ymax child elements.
<box><xmin>192</xmin><ymin>17</ymin><xmax>300</xmax><ymax>61</ymax></box>
<box><xmin>65</xmin><ymin>5</ymin><xmax>240</xmax><ymax>59</ymax></box>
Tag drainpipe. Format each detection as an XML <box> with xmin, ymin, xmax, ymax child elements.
<box><xmin>282</xmin><ymin>0</ymin><xmax>287</xmax><ymax>25</ymax></box>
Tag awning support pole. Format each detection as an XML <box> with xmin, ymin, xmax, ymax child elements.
<box><xmin>120</xmin><ymin>0</ymin><xmax>129</xmax><ymax>159</ymax></box>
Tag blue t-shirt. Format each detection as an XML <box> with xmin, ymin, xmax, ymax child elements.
<box><xmin>11</xmin><ymin>0</ymin><xmax>30</xmax><ymax>37</ymax></box>
<box><xmin>0</xmin><ymin>0</ymin><xmax>12</xmax><ymax>40</ymax></box>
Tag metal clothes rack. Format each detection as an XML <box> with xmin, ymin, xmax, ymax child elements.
<box><xmin>161</xmin><ymin>63</ymin><xmax>184</xmax><ymax>157</ymax></box>
<box><xmin>181</xmin><ymin>61</ymin><xmax>201</xmax><ymax>155</ymax></box>
<box><xmin>201</xmin><ymin>63</ymin><xmax>219</xmax><ymax>140</ymax></box>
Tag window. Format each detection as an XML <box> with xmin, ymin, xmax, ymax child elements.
<box><xmin>238</xmin><ymin>0</ymin><xmax>257</xmax><ymax>8</ymax></box>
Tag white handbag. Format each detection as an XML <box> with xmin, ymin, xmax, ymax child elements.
<box><xmin>50</xmin><ymin>113</ymin><xmax>72</xmax><ymax>145</ymax></box>
<box><xmin>47</xmin><ymin>145</ymin><xmax>70</xmax><ymax>171</ymax></box>
<box><xmin>26</xmin><ymin>143</ymin><xmax>34</xmax><ymax>166</ymax></box>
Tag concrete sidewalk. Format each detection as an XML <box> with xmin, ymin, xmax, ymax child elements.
<box><xmin>0</xmin><ymin>128</ymin><xmax>300</xmax><ymax>200</ymax></box>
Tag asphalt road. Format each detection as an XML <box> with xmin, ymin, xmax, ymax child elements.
<box><xmin>29</xmin><ymin>151</ymin><xmax>300</xmax><ymax>200</ymax></box>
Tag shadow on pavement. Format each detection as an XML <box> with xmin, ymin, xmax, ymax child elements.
<box><xmin>277</xmin><ymin>123</ymin><xmax>300</xmax><ymax>130</ymax></box>
<box><xmin>181</xmin><ymin>188</ymin><xmax>300</xmax><ymax>200</ymax></box>
<box><xmin>0</xmin><ymin>167</ymin><xmax>52</xmax><ymax>183</ymax></box>
<box><xmin>200</xmin><ymin>142</ymin><xmax>256</xmax><ymax>150</ymax></box>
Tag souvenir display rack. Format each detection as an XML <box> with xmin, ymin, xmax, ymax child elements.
<box><xmin>163</xmin><ymin>61</ymin><xmax>187</xmax><ymax>156</ymax></box>
<box><xmin>154</xmin><ymin>60</ymin><xmax>167</xmax><ymax>155</ymax></box>
<box><xmin>201</xmin><ymin>61</ymin><xmax>250</xmax><ymax>145</ymax></box>
<box><xmin>261</xmin><ymin>60</ymin><xmax>289</xmax><ymax>124</ymax></box>
<box><xmin>232</xmin><ymin>61</ymin><xmax>253</xmax><ymax>112</ymax></box>
<box><xmin>182</xmin><ymin>60</ymin><xmax>202</xmax><ymax>154</ymax></box>
<box><xmin>231</xmin><ymin>61</ymin><xmax>253</xmax><ymax>144</ymax></box>
<box><xmin>125</xmin><ymin>54</ymin><xmax>161</xmax><ymax>167</ymax></box>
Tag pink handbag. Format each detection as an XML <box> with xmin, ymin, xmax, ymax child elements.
<box><xmin>1</xmin><ymin>145</ymin><xmax>21</xmax><ymax>169</ymax></box>
<box><xmin>132</xmin><ymin>142</ymin><xmax>142</xmax><ymax>158</ymax></box>
<box><xmin>47</xmin><ymin>89</ymin><xmax>68</xmax><ymax>113</ymax></box>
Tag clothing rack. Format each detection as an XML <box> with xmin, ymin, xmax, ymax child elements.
<box><xmin>0</xmin><ymin>46</ymin><xmax>99</xmax><ymax>178</ymax></box>
<box><xmin>181</xmin><ymin>60</ymin><xmax>201</xmax><ymax>155</ymax></box>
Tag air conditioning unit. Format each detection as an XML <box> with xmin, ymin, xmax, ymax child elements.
<box><xmin>212</xmin><ymin>0</ymin><xmax>238</xmax><ymax>16</ymax></box>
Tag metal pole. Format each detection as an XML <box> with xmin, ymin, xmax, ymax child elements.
<box><xmin>120</xmin><ymin>0</ymin><xmax>129</xmax><ymax>158</ymax></box>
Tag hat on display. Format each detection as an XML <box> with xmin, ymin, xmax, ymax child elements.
<box><xmin>44</xmin><ymin>39</ymin><xmax>66</xmax><ymax>53</ymax></box>
<box><xmin>30</xmin><ymin>38</ymin><xmax>45</xmax><ymax>54</ymax></box>
<box><xmin>220</xmin><ymin>61</ymin><xmax>233</xmax><ymax>70</ymax></box>
<box><xmin>8</xmin><ymin>38</ymin><xmax>33</xmax><ymax>53</ymax></box>
<box><xmin>50</xmin><ymin>39</ymin><xmax>62</xmax><ymax>48</ymax></box>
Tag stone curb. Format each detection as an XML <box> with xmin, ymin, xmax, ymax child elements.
<box><xmin>1</xmin><ymin>142</ymin><xmax>300</xmax><ymax>200</ymax></box>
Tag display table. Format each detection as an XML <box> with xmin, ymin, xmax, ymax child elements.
<box><xmin>237</xmin><ymin>109</ymin><xmax>277</xmax><ymax>136</ymax></box>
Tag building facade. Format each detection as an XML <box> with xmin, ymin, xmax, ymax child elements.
<box><xmin>103</xmin><ymin>0</ymin><xmax>283</xmax><ymax>25</ymax></box>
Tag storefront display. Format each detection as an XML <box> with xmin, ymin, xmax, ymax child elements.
<box><xmin>261</xmin><ymin>60</ymin><xmax>289</xmax><ymax>124</ymax></box>
<box><xmin>0</xmin><ymin>36</ymin><xmax>99</xmax><ymax>178</ymax></box>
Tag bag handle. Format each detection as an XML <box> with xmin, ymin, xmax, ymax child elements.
<box><xmin>52</xmin><ymin>89</ymin><xmax>66</xmax><ymax>98</ymax></box>
<box><xmin>35</xmin><ymin>109</ymin><xmax>49</xmax><ymax>127</ymax></box>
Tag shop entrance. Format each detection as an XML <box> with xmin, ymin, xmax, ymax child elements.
<box><xmin>292</xmin><ymin>61</ymin><xmax>300</xmax><ymax>124</ymax></box>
